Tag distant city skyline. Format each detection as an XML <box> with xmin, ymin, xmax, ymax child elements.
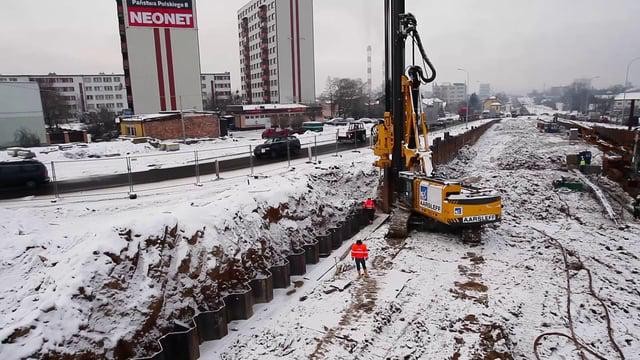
<box><xmin>1</xmin><ymin>0</ymin><xmax>639</xmax><ymax>96</ymax></box>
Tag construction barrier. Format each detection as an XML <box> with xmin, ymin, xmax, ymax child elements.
<box><xmin>137</xmin><ymin>206</ymin><xmax>368</xmax><ymax>360</ymax></box>
<box><xmin>430</xmin><ymin>120</ymin><xmax>501</xmax><ymax>165</ymax></box>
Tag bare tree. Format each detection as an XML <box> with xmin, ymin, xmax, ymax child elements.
<box><xmin>40</xmin><ymin>88</ymin><xmax>71</xmax><ymax>128</ymax></box>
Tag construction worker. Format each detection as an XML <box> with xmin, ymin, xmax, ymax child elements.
<box><xmin>579</xmin><ymin>156</ymin><xmax>587</xmax><ymax>173</ymax></box>
<box><xmin>363</xmin><ymin>198</ymin><xmax>375</xmax><ymax>224</ymax></box>
<box><xmin>634</xmin><ymin>196</ymin><xmax>640</xmax><ymax>220</ymax></box>
<box><xmin>351</xmin><ymin>240</ymin><xmax>369</xmax><ymax>276</ymax></box>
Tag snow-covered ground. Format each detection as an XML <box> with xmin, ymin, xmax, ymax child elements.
<box><xmin>205</xmin><ymin>118</ymin><xmax>640</xmax><ymax>359</ymax></box>
<box><xmin>1</xmin><ymin>120</ymin><xmax>494</xmax><ymax>182</ymax></box>
<box><xmin>0</xmin><ymin>148</ymin><xmax>381</xmax><ymax>359</ymax></box>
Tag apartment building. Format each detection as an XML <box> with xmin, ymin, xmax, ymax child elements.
<box><xmin>201</xmin><ymin>72</ymin><xmax>233</xmax><ymax>107</ymax></box>
<box><xmin>0</xmin><ymin>74</ymin><xmax>128</xmax><ymax>117</ymax></box>
<box><xmin>432</xmin><ymin>82</ymin><xmax>467</xmax><ymax>106</ymax></box>
<box><xmin>237</xmin><ymin>0</ymin><xmax>315</xmax><ymax>105</ymax></box>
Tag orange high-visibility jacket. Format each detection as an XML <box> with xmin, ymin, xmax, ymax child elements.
<box><xmin>363</xmin><ymin>199</ymin><xmax>375</xmax><ymax>209</ymax></box>
<box><xmin>351</xmin><ymin>243</ymin><xmax>369</xmax><ymax>259</ymax></box>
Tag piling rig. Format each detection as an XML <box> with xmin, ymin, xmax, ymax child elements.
<box><xmin>375</xmin><ymin>0</ymin><xmax>502</xmax><ymax>240</ymax></box>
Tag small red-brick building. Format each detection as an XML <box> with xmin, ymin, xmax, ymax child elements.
<box><xmin>118</xmin><ymin>111</ymin><xmax>220</xmax><ymax>140</ymax></box>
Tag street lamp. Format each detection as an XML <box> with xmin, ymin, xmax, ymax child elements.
<box><xmin>457</xmin><ymin>68</ymin><xmax>469</xmax><ymax>128</ymax></box>
<box><xmin>585</xmin><ymin>76</ymin><xmax>599</xmax><ymax>114</ymax></box>
<box><xmin>622</xmin><ymin>57</ymin><xmax>640</xmax><ymax>125</ymax></box>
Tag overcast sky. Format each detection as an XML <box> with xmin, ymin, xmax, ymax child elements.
<box><xmin>1</xmin><ymin>0</ymin><xmax>639</xmax><ymax>95</ymax></box>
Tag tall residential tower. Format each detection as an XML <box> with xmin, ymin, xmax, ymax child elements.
<box><xmin>237</xmin><ymin>0</ymin><xmax>315</xmax><ymax>105</ymax></box>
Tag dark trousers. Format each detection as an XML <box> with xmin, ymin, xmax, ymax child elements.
<box><xmin>634</xmin><ymin>207</ymin><xmax>640</xmax><ymax>220</ymax></box>
<box><xmin>365</xmin><ymin>208</ymin><xmax>375</xmax><ymax>222</ymax></box>
<box><xmin>355</xmin><ymin>258</ymin><xmax>367</xmax><ymax>271</ymax></box>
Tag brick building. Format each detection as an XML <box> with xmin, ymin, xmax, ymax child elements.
<box><xmin>118</xmin><ymin>112</ymin><xmax>220</xmax><ymax>140</ymax></box>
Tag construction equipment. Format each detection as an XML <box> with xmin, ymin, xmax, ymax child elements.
<box><xmin>374</xmin><ymin>0</ymin><xmax>502</xmax><ymax>239</ymax></box>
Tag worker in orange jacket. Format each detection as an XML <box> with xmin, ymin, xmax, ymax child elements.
<box><xmin>351</xmin><ymin>240</ymin><xmax>369</xmax><ymax>276</ymax></box>
<box><xmin>363</xmin><ymin>198</ymin><xmax>375</xmax><ymax>224</ymax></box>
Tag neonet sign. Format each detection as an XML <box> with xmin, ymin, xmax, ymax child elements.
<box><xmin>126</xmin><ymin>0</ymin><xmax>196</xmax><ymax>29</ymax></box>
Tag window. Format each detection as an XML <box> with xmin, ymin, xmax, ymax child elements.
<box><xmin>93</xmin><ymin>77</ymin><xmax>102</xmax><ymax>82</ymax></box>
<box><xmin>85</xmin><ymin>86</ymin><xmax>92</xmax><ymax>91</ymax></box>
<box><xmin>85</xmin><ymin>78</ymin><xmax>92</xmax><ymax>83</ymax></box>
<box><xmin>117</xmin><ymin>103</ymin><xmax>124</xmax><ymax>108</ymax></box>
<box><xmin>113</xmin><ymin>77</ymin><xmax>120</xmax><ymax>82</ymax></box>
<box><xmin>86</xmin><ymin>95</ymin><xmax>94</xmax><ymax>100</ymax></box>
<box><xmin>106</xmin><ymin>103</ymin><xmax>115</xmax><ymax>108</ymax></box>
<box><xmin>94</xmin><ymin>86</ymin><xmax>102</xmax><ymax>91</ymax></box>
<box><xmin>116</xmin><ymin>94</ymin><xmax>123</xmax><ymax>99</ymax></box>
<box><xmin>9</xmin><ymin>78</ymin><xmax>18</xmax><ymax>82</ymax></box>
<box><xmin>103</xmin><ymin>86</ymin><xmax>113</xmax><ymax>91</ymax></box>
<box><xmin>105</xmin><ymin>94</ymin><xmax>114</xmax><ymax>100</ymax></box>
<box><xmin>103</xmin><ymin>77</ymin><xmax>112</xmax><ymax>82</ymax></box>
<box><xmin>201</xmin><ymin>84</ymin><xmax>206</xmax><ymax>89</ymax></box>
<box><xmin>127</xmin><ymin>126</ymin><xmax>137</xmax><ymax>136</ymax></box>
<box><xmin>96</xmin><ymin>95</ymin><xmax>105</xmax><ymax>100</ymax></box>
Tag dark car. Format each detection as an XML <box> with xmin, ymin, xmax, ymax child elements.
<box><xmin>0</xmin><ymin>160</ymin><xmax>50</xmax><ymax>189</ymax></box>
<box><xmin>254</xmin><ymin>136</ymin><xmax>301</xmax><ymax>159</ymax></box>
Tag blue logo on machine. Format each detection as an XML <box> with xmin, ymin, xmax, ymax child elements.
<box><xmin>420</xmin><ymin>184</ymin><xmax>428</xmax><ymax>201</ymax></box>
<box><xmin>454</xmin><ymin>207</ymin><xmax>463</xmax><ymax>216</ymax></box>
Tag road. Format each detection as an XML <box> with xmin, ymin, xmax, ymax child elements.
<box><xmin>0</xmin><ymin>139</ymin><xmax>370</xmax><ymax>199</ymax></box>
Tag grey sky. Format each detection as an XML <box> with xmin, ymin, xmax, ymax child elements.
<box><xmin>1</xmin><ymin>0</ymin><xmax>639</xmax><ymax>95</ymax></box>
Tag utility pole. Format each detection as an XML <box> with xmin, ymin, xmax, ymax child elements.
<box><xmin>622</xmin><ymin>57</ymin><xmax>640</xmax><ymax>124</ymax></box>
<box><xmin>458</xmin><ymin>68</ymin><xmax>469</xmax><ymax>128</ymax></box>
<box><xmin>180</xmin><ymin>95</ymin><xmax>186</xmax><ymax>143</ymax></box>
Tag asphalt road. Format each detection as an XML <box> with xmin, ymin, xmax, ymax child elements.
<box><xmin>0</xmin><ymin>139</ymin><xmax>370</xmax><ymax>200</ymax></box>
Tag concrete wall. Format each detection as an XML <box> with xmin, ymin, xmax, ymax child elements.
<box><xmin>143</xmin><ymin>115</ymin><xmax>220</xmax><ymax>140</ymax></box>
<box><xmin>0</xmin><ymin>82</ymin><xmax>47</xmax><ymax>148</ymax></box>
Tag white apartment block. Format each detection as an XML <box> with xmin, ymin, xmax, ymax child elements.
<box><xmin>237</xmin><ymin>0</ymin><xmax>315</xmax><ymax>105</ymax></box>
<box><xmin>0</xmin><ymin>73</ymin><xmax>233</xmax><ymax>117</ymax></box>
<box><xmin>201</xmin><ymin>72</ymin><xmax>233</xmax><ymax>106</ymax></box>
<box><xmin>0</xmin><ymin>74</ymin><xmax>128</xmax><ymax>117</ymax></box>
<box><xmin>433</xmin><ymin>82</ymin><xmax>467</xmax><ymax>106</ymax></box>
<box><xmin>479</xmin><ymin>83</ymin><xmax>492</xmax><ymax>100</ymax></box>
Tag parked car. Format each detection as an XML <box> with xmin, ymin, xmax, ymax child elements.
<box><xmin>358</xmin><ymin>118</ymin><xmax>374</xmax><ymax>124</ymax></box>
<box><xmin>325</xmin><ymin>117</ymin><xmax>347</xmax><ymax>126</ymax></box>
<box><xmin>254</xmin><ymin>136</ymin><xmax>301</xmax><ymax>159</ymax></box>
<box><xmin>302</xmin><ymin>121</ymin><xmax>324</xmax><ymax>132</ymax></box>
<box><xmin>262</xmin><ymin>127</ymin><xmax>295</xmax><ymax>139</ymax></box>
<box><xmin>0</xmin><ymin>160</ymin><xmax>50</xmax><ymax>189</ymax></box>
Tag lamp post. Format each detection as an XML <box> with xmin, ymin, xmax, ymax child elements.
<box><xmin>622</xmin><ymin>57</ymin><xmax>640</xmax><ymax>124</ymax></box>
<box><xmin>458</xmin><ymin>68</ymin><xmax>470</xmax><ymax>128</ymax></box>
<box><xmin>585</xmin><ymin>76</ymin><xmax>599</xmax><ymax>114</ymax></box>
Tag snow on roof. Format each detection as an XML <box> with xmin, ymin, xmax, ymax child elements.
<box><xmin>490</xmin><ymin>102</ymin><xmax>502</xmax><ymax>106</ymax></box>
<box><xmin>614</xmin><ymin>92</ymin><xmax>640</xmax><ymax>101</ymax></box>
<box><xmin>241</xmin><ymin>104</ymin><xmax>307</xmax><ymax>111</ymax></box>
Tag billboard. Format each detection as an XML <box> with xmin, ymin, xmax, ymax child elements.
<box><xmin>125</xmin><ymin>0</ymin><xmax>195</xmax><ymax>29</ymax></box>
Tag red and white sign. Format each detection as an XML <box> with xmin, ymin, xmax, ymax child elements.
<box><xmin>126</xmin><ymin>0</ymin><xmax>195</xmax><ymax>29</ymax></box>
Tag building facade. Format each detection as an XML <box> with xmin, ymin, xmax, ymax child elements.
<box><xmin>116</xmin><ymin>0</ymin><xmax>203</xmax><ymax>114</ymax></box>
<box><xmin>478</xmin><ymin>83</ymin><xmax>491</xmax><ymax>100</ymax></box>
<box><xmin>0</xmin><ymin>74</ymin><xmax>128</xmax><ymax>117</ymax></box>
<box><xmin>119</xmin><ymin>112</ymin><xmax>220</xmax><ymax>140</ymax></box>
<box><xmin>432</xmin><ymin>82</ymin><xmax>467</xmax><ymax>107</ymax></box>
<box><xmin>237</xmin><ymin>0</ymin><xmax>315</xmax><ymax>105</ymax></box>
<box><xmin>0</xmin><ymin>82</ymin><xmax>47</xmax><ymax>147</ymax></box>
<box><xmin>226</xmin><ymin>103</ymin><xmax>321</xmax><ymax>129</ymax></box>
<box><xmin>201</xmin><ymin>72</ymin><xmax>233</xmax><ymax>108</ymax></box>
<box><xmin>0</xmin><ymin>73</ymin><xmax>231</xmax><ymax>118</ymax></box>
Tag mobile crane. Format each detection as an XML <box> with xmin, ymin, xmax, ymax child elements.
<box><xmin>375</xmin><ymin>0</ymin><xmax>502</xmax><ymax>240</ymax></box>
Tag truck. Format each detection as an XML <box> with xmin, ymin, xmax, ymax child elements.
<box><xmin>337</xmin><ymin>122</ymin><xmax>367</xmax><ymax>143</ymax></box>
